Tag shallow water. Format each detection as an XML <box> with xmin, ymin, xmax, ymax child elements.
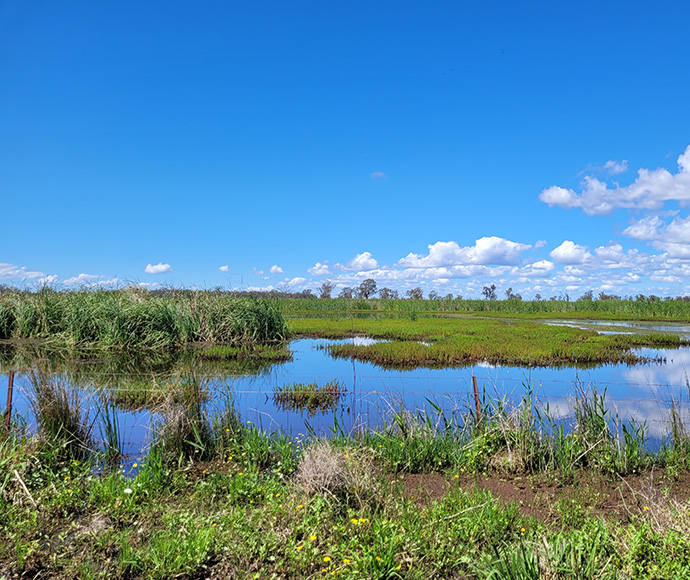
<box><xmin>3</xmin><ymin>335</ymin><xmax>690</xmax><ymax>460</ymax></box>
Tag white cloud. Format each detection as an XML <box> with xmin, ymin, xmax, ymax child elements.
<box><xmin>540</xmin><ymin>145</ymin><xmax>690</xmax><ymax>215</ymax></box>
<box><xmin>253</xmin><ymin>268</ymin><xmax>264</xmax><ymax>276</ymax></box>
<box><xmin>370</xmin><ymin>171</ymin><xmax>387</xmax><ymax>179</ymax></box>
<box><xmin>335</xmin><ymin>252</ymin><xmax>379</xmax><ymax>271</ymax></box>
<box><xmin>398</xmin><ymin>237</ymin><xmax>531</xmax><ymax>268</ymax></box>
<box><xmin>603</xmin><ymin>159</ymin><xmax>629</xmax><ymax>175</ymax></box>
<box><xmin>63</xmin><ymin>273</ymin><xmax>100</xmax><ymax>285</ymax></box>
<box><xmin>37</xmin><ymin>274</ymin><xmax>59</xmax><ymax>285</ymax></box>
<box><xmin>219</xmin><ymin>265</ymin><xmax>230</xmax><ymax>272</ymax></box>
<box><xmin>307</xmin><ymin>261</ymin><xmax>330</xmax><ymax>276</ymax></box>
<box><xmin>550</xmin><ymin>241</ymin><xmax>591</xmax><ymax>264</ymax></box>
<box><xmin>512</xmin><ymin>260</ymin><xmax>555</xmax><ymax>278</ymax></box>
<box><xmin>269</xmin><ymin>264</ymin><xmax>284</xmax><ymax>274</ymax></box>
<box><xmin>144</xmin><ymin>262</ymin><xmax>172</xmax><ymax>274</ymax></box>
<box><xmin>0</xmin><ymin>263</ymin><xmax>45</xmax><ymax>280</ymax></box>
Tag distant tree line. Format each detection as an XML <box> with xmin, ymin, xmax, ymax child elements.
<box><xmin>0</xmin><ymin>282</ymin><xmax>686</xmax><ymax>303</ymax></box>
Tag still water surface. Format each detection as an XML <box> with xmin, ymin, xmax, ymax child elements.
<box><xmin>3</xmin><ymin>333</ymin><xmax>690</xmax><ymax>459</ymax></box>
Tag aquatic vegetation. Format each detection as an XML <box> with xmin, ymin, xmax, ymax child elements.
<box><xmin>272</xmin><ymin>379</ymin><xmax>346</xmax><ymax>414</ymax></box>
<box><xmin>291</xmin><ymin>316</ymin><xmax>685</xmax><ymax>368</ymax></box>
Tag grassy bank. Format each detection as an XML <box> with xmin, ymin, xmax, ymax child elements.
<box><xmin>290</xmin><ymin>317</ymin><xmax>685</xmax><ymax>368</ymax></box>
<box><xmin>4</xmin><ymin>375</ymin><xmax>690</xmax><ymax>579</ymax></box>
<box><xmin>278</xmin><ymin>297</ymin><xmax>690</xmax><ymax>321</ymax></box>
<box><xmin>0</xmin><ymin>288</ymin><xmax>287</xmax><ymax>351</ymax></box>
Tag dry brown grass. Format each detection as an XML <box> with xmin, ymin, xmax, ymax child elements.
<box><xmin>295</xmin><ymin>440</ymin><xmax>378</xmax><ymax>506</ymax></box>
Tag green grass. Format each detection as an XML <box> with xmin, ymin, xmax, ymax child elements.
<box><xmin>5</xmin><ymin>379</ymin><xmax>690</xmax><ymax>579</ymax></box>
<box><xmin>277</xmin><ymin>296</ymin><xmax>690</xmax><ymax>321</ymax></box>
<box><xmin>290</xmin><ymin>316</ymin><xmax>684</xmax><ymax>368</ymax></box>
<box><xmin>0</xmin><ymin>288</ymin><xmax>288</xmax><ymax>351</ymax></box>
<box><xmin>273</xmin><ymin>380</ymin><xmax>346</xmax><ymax>414</ymax></box>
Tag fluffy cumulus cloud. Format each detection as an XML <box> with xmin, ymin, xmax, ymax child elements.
<box><xmin>144</xmin><ymin>262</ymin><xmax>172</xmax><ymax>274</ymax></box>
<box><xmin>269</xmin><ymin>264</ymin><xmax>284</xmax><ymax>274</ymax></box>
<box><xmin>370</xmin><ymin>171</ymin><xmax>387</xmax><ymax>179</ymax></box>
<box><xmin>512</xmin><ymin>260</ymin><xmax>555</xmax><ymax>278</ymax></box>
<box><xmin>307</xmin><ymin>261</ymin><xmax>330</xmax><ymax>276</ymax></box>
<box><xmin>335</xmin><ymin>252</ymin><xmax>378</xmax><ymax>271</ymax></box>
<box><xmin>540</xmin><ymin>145</ymin><xmax>690</xmax><ymax>215</ymax></box>
<box><xmin>219</xmin><ymin>265</ymin><xmax>230</xmax><ymax>272</ymax></box>
<box><xmin>398</xmin><ymin>237</ymin><xmax>531</xmax><ymax>268</ymax></box>
<box><xmin>622</xmin><ymin>214</ymin><xmax>690</xmax><ymax>257</ymax></box>
<box><xmin>0</xmin><ymin>263</ymin><xmax>45</xmax><ymax>280</ymax></box>
<box><xmin>550</xmin><ymin>241</ymin><xmax>591</xmax><ymax>264</ymax></box>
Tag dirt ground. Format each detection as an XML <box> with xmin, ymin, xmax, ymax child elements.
<box><xmin>397</xmin><ymin>470</ymin><xmax>690</xmax><ymax>527</ymax></box>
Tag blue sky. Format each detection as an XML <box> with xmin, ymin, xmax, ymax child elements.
<box><xmin>2</xmin><ymin>1</ymin><xmax>690</xmax><ymax>298</ymax></box>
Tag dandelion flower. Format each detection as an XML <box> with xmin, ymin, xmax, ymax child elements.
<box><xmin>310</xmin><ymin>535</ymin><xmax>317</xmax><ymax>541</ymax></box>
<box><xmin>521</xmin><ymin>527</ymin><xmax>526</xmax><ymax>533</ymax></box>
<box><xmin>454</xmin><ymin>474</ymin><xmax>459</xmax><ymax>479</ymax></box>
<box><xmin>376</xmin><ymin>556</ymin><xmax>381</xmax><ymax>562</ymax></box>
<box><xmin>323</xmin><ymin>556</ymin><xmax>331</xmax><ymax>562</ymax></box>
<box><xmin>212</xmin><ymin>523</ymin><xmax>216</xmax><ymax>527</ymax></box>
<box><xmin>297</xmin><ymin>545</ymin><xmax>303</xmax><ymax>551</ymax></box>
<box><xmin>275</xmin><ymin>493</ymin><xmax>281</xmax><ymax>497</ymax></box>
<box><xmin>343</xmin><ymin>558</ymin><xmax>350</xmax><ymax>564</ymax></box>
<box><xmin>238</xmin><ymin>472</ymin><xmax>243</xmax><ymax>476</ymax></box>
<box><xmin>351</xmin><ymin>518</ymin><xmax>358</xmax><ymax>525</ymax></box>
<box><xmin>124</xmin><ymin>488</ymin><xmax>133</xmax><ymax>494</ymax></box>
<box><xmin>133</xmin><ymin>463</ymin><xmax>138</xmax><ymax>468</ymax></box>
<box><xmin>644</xmin><ymin>506</ymin><xmax>649</xmax><ymax>510</ymax></box>
<box><xmin>67</xmin><ymin>489</ymin><xmax>72</xmax><ymax>493</ymax></box>
<box><xmin>297</xmin><ymin>504</ymin><xmax>304</xmax><ymax>510</ymax></box>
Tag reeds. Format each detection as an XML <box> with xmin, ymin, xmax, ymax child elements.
<box><xmin>28</xmin><ymin>371</ymin><xmax>93</xmax><ymax>460</ymax></box>
<box><xmin>272</xmin><ymin>380</ymin><xmax>346</xmax><ymax>414</ymax></box>
<box><xmin>0</xmin><ymin>288</ymin><xmax>288</xmax><ymax>350</ymax></box>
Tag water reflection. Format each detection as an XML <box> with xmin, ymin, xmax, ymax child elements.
<box><xmin>2</xmin><ymin>337</ymin><xmax>690</xmax><ymax>456</ymax></box>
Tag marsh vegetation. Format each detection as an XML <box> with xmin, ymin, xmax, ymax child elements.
<box><xmin>4</xmin><ymin>290</ymin><xmax>690</xmax><ymax>578</ymax></box>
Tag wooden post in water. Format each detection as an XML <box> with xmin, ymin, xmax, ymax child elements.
<box><xmin>4</xmin><ymin>371</ymin><xmax>14</xmax><ymax>436</ymax></box>
<box><xmin>472</xmin><ymin>375</ymin><xmax>481</xmax><ymax>431</ymax></box>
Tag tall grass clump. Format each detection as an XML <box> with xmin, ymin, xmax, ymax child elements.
<box><xmin>151</xmin><ymin>379</ymin><xmax>214</xmax><ymax>463</ymax></box>
<box><xmin>97</xmin><ymin>393</ymin><xmax>122</xmax><ymax>465</ymax></box>
<box><xmin>28</xmin><ymin>371</ymin><xmax>93</xmax><ymax>461</ymax></box>
<box><xmin>0</xmin><ymin>288</ymin><xmax>288</xmax><ymax>351</ymax></box>
<box><xmin>363</xmin><ymin>401</ymin><xmax>470</xmax><ymax>473</ymax></box>
<box><xmin>272</xmin><ymin>379</ymin><xmax>346</xmax><ymax>414</ymax></box>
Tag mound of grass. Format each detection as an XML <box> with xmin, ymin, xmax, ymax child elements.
<box><xmin>291</xmin><ymin>316</ymin><xmax>685</xmax><ymax>368</ymax></box>
<box><xmin>272</xmin><ymin>380</ymin><xmax>346</xmax><ymax>414</ymax></box>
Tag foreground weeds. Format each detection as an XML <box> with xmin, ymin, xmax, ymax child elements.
<box><xmin>4</xmin><ymin>382</ymin><xmax>690</xmax><ymax>578</ymax></box>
